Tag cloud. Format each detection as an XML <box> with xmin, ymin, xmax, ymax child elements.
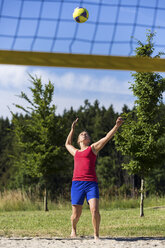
<box><xmin>0</xmin><ymin>65</ymin><xmax>131</xmax><ymax>95</ymax></box>
<box><xmin>31</xmin><ymin>68</ymin><xmax>131</xmax><ymax>95</ymax></box>
<box><xmin>0</xmin><ymin>65</ymin><xmax>140</xmax><ymax>118</ymax></box>
<box><xmin>0</xmin><ymin>65</ymin><xmax>29</xmax><ymax>88</ymax></box>
<box><xmin>0</xmin><ymin>89</ymin><xmax>27</xmax><ymax>118</ymax></box>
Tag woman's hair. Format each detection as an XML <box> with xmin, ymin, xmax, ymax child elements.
<box><xmin>77</xmin><ymin>131</ymin><xmax>91</xmax><ymax>147</ymax></box>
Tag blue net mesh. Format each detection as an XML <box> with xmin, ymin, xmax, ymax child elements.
<box><xmin>0</xmin><ymin>0</ymin><xmax>165</xmax><ymax>56</ymax></box>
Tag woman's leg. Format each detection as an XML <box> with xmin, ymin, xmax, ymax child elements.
<box><xmin>71</xmin><ymin>205</ymin><xmax>82</xmax><ymax>237</ymax></box>
<box><xmin>88</xmin><ymin>198</ymin><xmax>101</xmax><ymax>240</ymax></box>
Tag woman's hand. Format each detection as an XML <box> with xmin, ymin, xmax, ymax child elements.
<box><xmin>116</xmin><ymin>117</ymin><xmax>124</xmax><ymax>127</ymax></box>
<box><xmin>71</xmin><ymin>118</ymin><xmax>79</xmax><ymax>129</ymax></box>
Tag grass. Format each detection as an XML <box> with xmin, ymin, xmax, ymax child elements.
<box><xmin>0</xmin><ymin>208</ymin><xmax>165</xmax><ymax>237</ymax></box>
<box><xmin>0</xmin><ymin>190</ymin><xmax>165</xmax><ymax>237</ymax></box>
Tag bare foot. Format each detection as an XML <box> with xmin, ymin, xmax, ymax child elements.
<box><xmin>71</xmin><ymin>230</ymin><xmax>77</xmax><ymax>238</ymax></box>
<box><xmin>94</xmin><ymin>235</ymin><xmax>101</xmax><ymax>241</ymax></box>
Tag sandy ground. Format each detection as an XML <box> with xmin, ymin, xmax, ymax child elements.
<box><xmin>0</xmin><ymin>237</ymin><xmax>165</xmax><ymax>248</ymax></box>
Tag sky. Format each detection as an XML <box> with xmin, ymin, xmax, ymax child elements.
<box><xmin>0</xmin><ymin>0</ymin><xmax>165</xmax><ymax>119</ymax></box>
<box><xmin>0</xmin><ymin>64</ymin><xmax>136</xmax><ymax>118</ymax></box>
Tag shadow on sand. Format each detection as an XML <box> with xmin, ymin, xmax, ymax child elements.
<box><xmin>4</xmin><ymin>236</ymin><xmax>165</xmax><ymax>242</ymax></box>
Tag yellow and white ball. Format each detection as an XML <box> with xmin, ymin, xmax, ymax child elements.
<box><xmin>73</xmin><ymin>7</ymin><xmax>89</xmax><ymax>23</ymax></box>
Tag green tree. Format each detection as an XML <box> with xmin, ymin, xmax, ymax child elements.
<box><xmin>146</xmin><ymin>103</ymin><xmax>165</xmax><ymax>195</ymax></box>
<box><xmin>114</xmin><ymin>32</ymin><xmax>165</xmax><ymax>216</ymax></box>
<box><xmin>11</xmin><ymin>75</ymin><xmax>65</xmax><ymax>211</ymax></box>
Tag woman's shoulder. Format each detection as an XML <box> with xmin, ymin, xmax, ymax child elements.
<box><xmin>90</xmin><ymin>144</ymin><xmax>97</xmax><ymax>156</ymax></box>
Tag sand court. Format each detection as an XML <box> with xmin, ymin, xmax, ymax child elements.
<box><xmin>0</xmin><ymin>237</ymin><xmax>165</xmax><ymax>248</ymax></box>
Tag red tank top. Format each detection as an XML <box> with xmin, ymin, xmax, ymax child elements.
<box><xmin>72</xmin><ymin>146</ymin><xmax>97</xmax><ymax>182</ymax></box>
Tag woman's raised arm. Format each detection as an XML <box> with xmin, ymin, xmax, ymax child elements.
<box><xmin>65</xmin><ymin>118</ymin><xmax>79</xmax><ymax>156</ymax></box>
<box><xmin>91</xmin><ymin>117</ymin><xmax>123</xmax><ymax>154</ymax></box>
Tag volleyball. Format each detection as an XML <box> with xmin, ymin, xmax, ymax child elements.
<box><xmin>73</xmin><ymin>7</ymin><xmax>89</xmax><ymax>23</ymax></box>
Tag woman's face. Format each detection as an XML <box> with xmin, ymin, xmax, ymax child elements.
<box><xmin>77</xmin><ymin>131</ymin><xmax>91</xmax><ymax>145</ymax></box>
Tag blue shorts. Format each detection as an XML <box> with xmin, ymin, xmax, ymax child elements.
<box><xmin>71</xmin><ymin>181</ymin><xmax>99</xmax><ymax>205</ymax></box>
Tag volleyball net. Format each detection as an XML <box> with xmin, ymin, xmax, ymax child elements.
<box><xmin>0</xmin><ymin>0</ymin><xmax>165</xmax><ymax>71</ymax></box>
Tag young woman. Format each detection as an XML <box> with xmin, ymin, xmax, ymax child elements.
<box><xmin>65</xmin><ymin>117</ymin><xmax>123</xmax><ymax>240</ymax></box>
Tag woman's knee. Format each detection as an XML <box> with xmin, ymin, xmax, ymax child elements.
<box><xmin>71</xmin><ymin>207</ymin><xmax>82</xmax><ymax>221</ymax></box>
<box><xmin>90</xmin><ymin>207</ymin><xmax>100</xmax><ymax>217</ymax></box>
<box><xmin>71</xmin><ymin>213</ymin><xmax>81</xmax><ymax>221</ymax></box>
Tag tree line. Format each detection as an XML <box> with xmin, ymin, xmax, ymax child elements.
<box><xmin>0</xmin><ymin>99</ymin><xmax>165</xmax><ymax>199</ymax></box>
